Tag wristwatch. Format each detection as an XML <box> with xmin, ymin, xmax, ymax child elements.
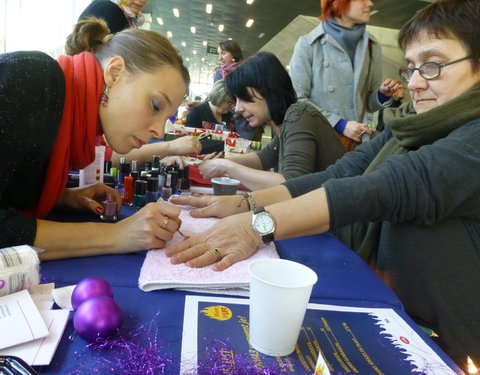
<box><xmin>251</xmin><ymin>207</ymin><xmax>276</xmax><ymax>244</ymax></box>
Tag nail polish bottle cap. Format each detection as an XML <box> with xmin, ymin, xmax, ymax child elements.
<box><xmin>134</xmin><ymin>179</ymin><xmax>147</xmax><ymax>195</ymax></box>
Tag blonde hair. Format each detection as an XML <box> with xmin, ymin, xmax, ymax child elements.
<box><xmin>65</xmin><ymin>17</ymin><xmax>190</xmax><ymax>90</ymax></box>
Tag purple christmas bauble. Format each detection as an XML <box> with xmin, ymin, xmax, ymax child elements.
<box><xmin>73</xmin><ymin>296</ymin><xmax>122</xmax><ymax>342</ymax></box>
<box><xmin>71</xmin><ymin>277</ymin><xmax>113</xmax><ymax>310</ymax></box>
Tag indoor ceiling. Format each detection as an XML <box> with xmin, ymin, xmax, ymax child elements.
<box><xmin>142</xmin><ymin>0</ymin><xmax>435</xmax><ymax>84</ymax></box>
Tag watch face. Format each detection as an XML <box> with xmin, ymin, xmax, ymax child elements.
<box><xmin>253</xmin><ymin>212</ymin><xmax>274</xmax><ymax>235</ymax></box>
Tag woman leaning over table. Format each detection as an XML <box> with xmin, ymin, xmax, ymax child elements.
<box><xmin>0</xmin><ymin>17</ymin><xmax>189</xmax><ymax>260</ymax></box>
<box><xmin>197</xmin><ymin>51</ymin><xmax>346</xmax><ymax>191</ymax></box>
<box><xmin>167</xmin><ymin>0</ymin><xmax>480</xmax><ymax>366</ymax></box>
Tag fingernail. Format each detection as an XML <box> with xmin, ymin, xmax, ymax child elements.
<box><xmin>96</xmin><ymin>207</ymin><xmax>104</xmax><ymax>214</ymax></box>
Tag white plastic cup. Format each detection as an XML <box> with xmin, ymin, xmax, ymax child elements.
<box><xmin>248</xmin><ymin>259</ymin><xmax>317</xmax><ymax>357</ymax></box>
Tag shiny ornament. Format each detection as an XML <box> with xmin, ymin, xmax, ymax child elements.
<box><xmin>73</xmin><ymin>295</ymin><xmax>122</xmax><ymax>343</ymax></box>
<box><xmin>71</xmin><ymin>276</ymin><xmax>113</xmax><ymax>310</ymax></box>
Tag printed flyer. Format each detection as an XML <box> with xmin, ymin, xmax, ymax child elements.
<box><xmin>180</xmin><ymin>296</ymin><xmax>460</xmax><ymax>375</ymax></box>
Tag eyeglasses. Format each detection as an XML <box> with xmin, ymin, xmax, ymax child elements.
<box><xmin>399</xmin><ymin>56</ymin><xmax>471</xmax><ymax>83</ymax></box>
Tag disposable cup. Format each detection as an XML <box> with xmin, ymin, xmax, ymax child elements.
<box><xmin>211</xmin><ymin>177</ymin><xmax>240</xmax><ymax>195</ymax></box>
<box><xmin>248</xmin><ymin>259</ymin><xmax>317</xmax><ymax>356</ymax></box>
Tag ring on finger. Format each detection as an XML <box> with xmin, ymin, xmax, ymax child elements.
<box><xmin>212</xmin><ymin>248</ymin><xmax>223</xmax><ymax>262</ymax></box>
<box><xmin>161</xmin><ymin>215</ymin><xmax>170</xmax><ymax>229</ymax></box>
<box><xmin>359</xmin><ymin>130</ymin><xmax>365</xmax><ymax>137</ymax></box>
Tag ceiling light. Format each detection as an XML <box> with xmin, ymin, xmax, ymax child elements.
<box><xmin>181</xmin><ymin>42</ymin><xmax>186</xmax><ymax>47</ymax></box>
<box><xmin>203</xmin><ymin>40</ymin><xmax>208</xmax><ymax>46</ymax></box>
<box><xmin>191</xmin><ymin>26</ymin><xmax>196</xmax><ymax>33</ymax></box>
<box><xmin>247</xmin><ymin>0</ymin><xmax>254</xmax><ymax>4</ymax></box>
<box><xmin>173</xmin><ymin>8</ymin><xmax>180</xmax><ymax>17</ymax></box>
<box><xmin>206</xmin><ymin>4</ymin><xmax>212</xmax><ymax>14</ymax></box>
<box><xmin>156</xmin><ymin>17</ymin><xmax>163</xmax><ymax>25</ymax></box>
<box><xmin>186</xmin><ymin>57</ymin><xmax>190</xmax><ymax>62</ymax></box>
<box><xmin>246</xmin><ymin>19</ymin><xmax>254</xmax><ymax>28</ymax></box>
<box><xmin>201</xmin><ymin>58</ymin><xmax>205</xmax><ymax>62</ymax></box>
<box><xmin>193</xmin><ymin>50</ymin><xmax>197</xmax><ymax>55</ymax></box>
<box><xmin>167</xmin><ymin>31</ymin><xmax>173</xmax><ymax>38</ymax></box>
<box><xmin>258</xmin><ymin>33</ymin><xmax>265</xmax><ymax>38</ymax></box>
<box><xmin>218</xmin><ymin>24</ymin><xmax>224</xmax><ymax>32</ymax></box>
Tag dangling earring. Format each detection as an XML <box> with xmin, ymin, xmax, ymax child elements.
<box><xmin>232</xmin><ymin>58</ymin><xmax>235</xmax><ymax>62</ymax></box>
<box><xmin>100</xmin><ymin>87</ymin><xmax>109</xmax><ymax>107</ymax></box>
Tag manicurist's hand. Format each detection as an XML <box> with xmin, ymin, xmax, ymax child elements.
<box><xmin>55</xmin><ymin>183</ymin><xmax>121</xmax><ymax>215</ymax></box>
<box><xmin>169</xmin><ymin>135</ymin><xmax>201</xmax><ymax>155</ymax></box>
<box><xmin>164</xmin><ymin>212</ymin><xmax>260</xmax><ymax>271</ymax></box>
<box><xmin>198</xmin><ymin>158</ymin><xmax>233</xmax><ymax>180</ymax></box>
<box><xmin>170</xmin><ymin>194</ymin><xmax>247</xmax><ymax>218</ymax></box>
<box><xmin>113</xmin><ymin>202</ymin><xmax>182</xmax><ymax>252</ymax></box>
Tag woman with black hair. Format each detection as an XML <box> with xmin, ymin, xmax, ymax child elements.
<box><xmin>198</xmin><ymin>51</ymin><xmax>345</xmax><ymax>191</ymax></box>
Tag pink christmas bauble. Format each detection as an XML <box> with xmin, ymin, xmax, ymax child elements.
<box><xmin>73</xmin><ymin>296</ymin><xmax>122</xmax><ymax>343</ymax></box>
<box><xmin>71</xmin><ymin>277</ymin><xmax>113</xmax><ymax>310</ymax></box>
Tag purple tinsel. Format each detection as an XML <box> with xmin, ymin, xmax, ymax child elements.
<box><xmin>66</xmin><ymin>315</ymin><xmax>284</xmax><ymax>375</ymax></box>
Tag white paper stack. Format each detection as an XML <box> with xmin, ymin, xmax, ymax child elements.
<box><xmin>0</xmin><ymin>284</ymin><xmax>70</xmax><ymax>366</ymax></box>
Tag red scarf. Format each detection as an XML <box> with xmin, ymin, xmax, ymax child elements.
<box><xmin>33</xmin><ymin>52</ymin><xmax>103</xmax><ymax>218</ymax></box>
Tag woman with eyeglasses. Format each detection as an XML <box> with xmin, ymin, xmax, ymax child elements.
<box><xmin>167</xmin><ymin>0</ymin><xmax>480</xmax><ymax>366</ymax></box>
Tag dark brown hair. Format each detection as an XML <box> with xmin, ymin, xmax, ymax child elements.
<box><xmin>398</xmin><ymin>0</ymin><xmax>480</xmax><ymax>72</ymax></box>
<box><xmin>218</xmin><ymin>40</ymin><xmax>243</xmax><ymax>62</ymax></box>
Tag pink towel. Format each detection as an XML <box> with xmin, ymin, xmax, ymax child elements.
<box><xmin>138</xmin><ymin>207</ymin><xmax>279</xmax><ymax>296</ymax></box>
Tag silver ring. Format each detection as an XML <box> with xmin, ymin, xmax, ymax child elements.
<box><xmin>212</xmin><ymin>248</ymin><xmax>223</xmax><ymax>262</ymax></box>
<box><xmin>359</xmin><ymin>130</ymin><xmax>365</xmax><ymax>137</ymax></box>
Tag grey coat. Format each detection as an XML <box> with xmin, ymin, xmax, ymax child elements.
<box><xmin>289</xmin><ymin>22</ymin><xmax>385</xmax><ymax>127</ymax></box>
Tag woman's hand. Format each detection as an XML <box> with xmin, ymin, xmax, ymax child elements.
<box><xmin>343</xmin><ymin>121</ymin><xmax>374</xmax><ymax>142</ymax></box>
<box><xmin>379</xmin><ymin>78</ymin><xmax>404</xmax><ymax>98</ymax></box>
<box><xmin>55</xmin><ymin>183</ymin><xmax>121</xmax><ymax>215</ymax></box>
<box><xmin>164</xmin><ymin>213</ymin><xmax>260</xmax><ymax>271</ymax></box>
<box><xmin>113</xmin><ymin>202</ymin><xmax>181</xmax><ymax>252</ymax></box>
<box><xmin>198</xmin><ymin>158</ymin><xmax>232</xmax><ymax>180</ymax></box>
<box><xmin>161</xmin><ymin>155</ymin><xmax>185</xmax><ymax>169</ymax></box>
<box><xmin>169</xmin><ymin>135</ymin><xmax>201</xmax><ymax>155</ymax></box>
<box><xmin>170</xmin><ymin>194</ymin><xmax>247</xmax><ymax>218</ymax></box>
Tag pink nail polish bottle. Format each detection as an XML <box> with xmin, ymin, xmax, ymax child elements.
<box><xmin>100</xmin><ymin>193</ymin><xmax>118</xmax><ymax>221</ymax></box>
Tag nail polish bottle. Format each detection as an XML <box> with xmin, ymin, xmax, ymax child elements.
<box><xmin>100</xmin><ymin>193</ymin><xmax>118</xmax><ymax>221</ymax></box>
<box><xmin>133</xmin><ymin>180</ymin><xmax>147</xmax><ymax>210</ymax></box>
<box><xmin>161</xmin><ymin>186</ymin><xmax>172</xmax><ymax>200</ymax></box>
<box><xmin>146</xmin><ymin>177</ymin><xmax>159</xmax><ymax>203</ymax></box>
<box><xmin>123</xmin><ymin>176</ymin><xmax>134</xmax><ymax>204</ymax></box>
<box><xmin>180</xmin><ymin>165</ymin><xmax>191</xmax><ymax>192</ymax></box>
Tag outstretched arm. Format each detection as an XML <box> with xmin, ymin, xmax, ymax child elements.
<box><xmin>165</xmin><ymin>187</ymin><xmax>331</xmax><ymax>270</ymax></box>
<box><xmin>111</xmin><ymin>136</ymin><xmax>201</xmax><ymax>166</ymax></box>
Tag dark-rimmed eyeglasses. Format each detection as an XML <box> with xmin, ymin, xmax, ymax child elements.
<box><xmin>399</xmin><ymin>56</ymin><xmax>471</xmax><ymax>83</ymax></box>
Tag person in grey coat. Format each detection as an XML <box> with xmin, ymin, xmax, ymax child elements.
<box><xmin>289</xmin><ymin>0</ymin><xmax>403</xmax><ymax>146</ymax></box>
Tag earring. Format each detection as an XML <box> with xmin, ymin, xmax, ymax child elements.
<box><xmin>100</xmin><ymin>87</ymin><xmax>109</xmax><ymax>107</ymax></box>
<box><xmin>232</xmin><ymin>58</ymin><xmax>235</xmax><ymax>62</ymax></box>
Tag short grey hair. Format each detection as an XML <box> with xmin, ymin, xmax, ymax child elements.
<box><xmin>208</xmin><ymin>79</ymin><xmax>233</xmax><ymax>106</ymax></box>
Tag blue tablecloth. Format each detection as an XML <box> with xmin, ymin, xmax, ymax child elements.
<box><xmin>33</xmin><ymin>205</ymin><xmax>462</xmax><ymax>374</ymax></box>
